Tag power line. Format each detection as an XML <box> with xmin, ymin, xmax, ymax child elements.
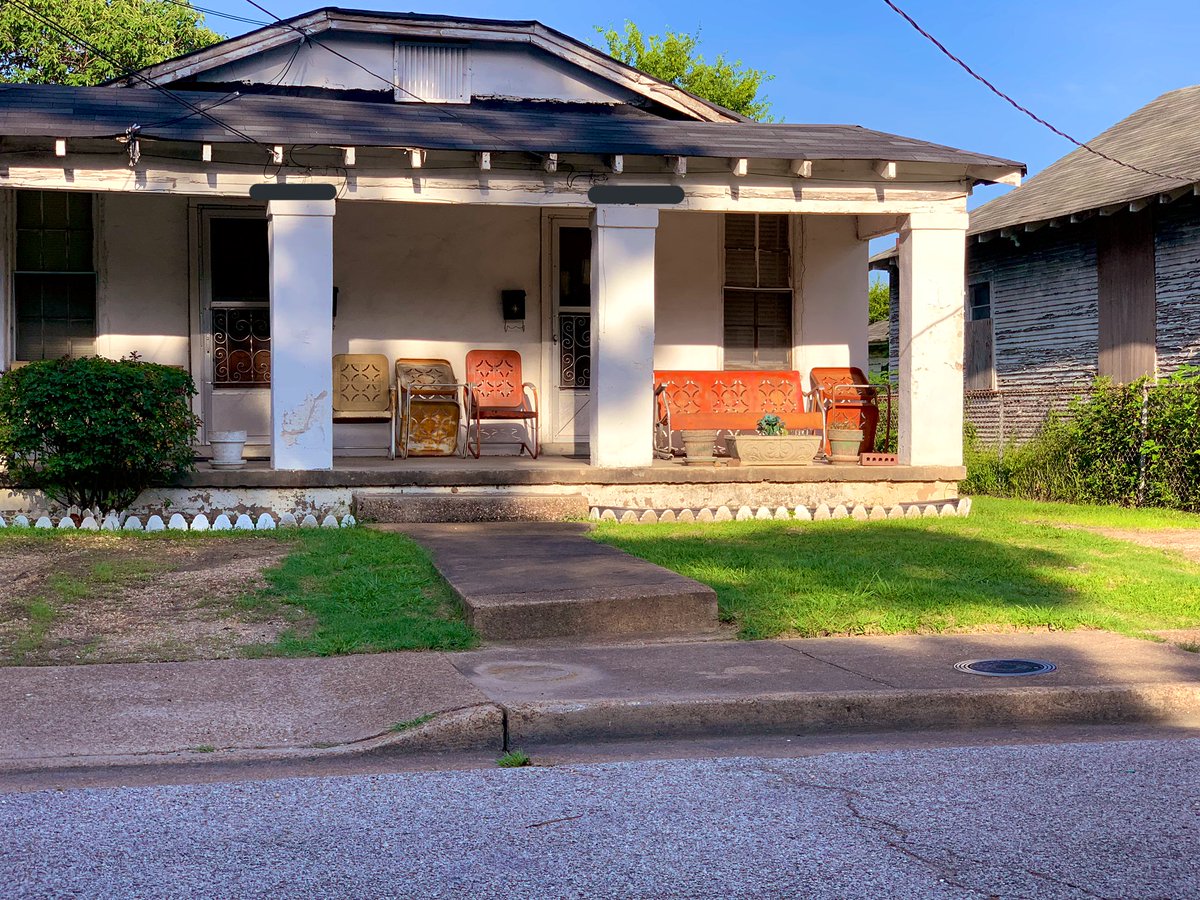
<box><xmin>880</xmin><ymin>0</ymin><xmax>1191</xmax><ymax>182</ymax></box>
<box><xmin>237</xmin><ymin>0</ymin><xmax>542</xmax><ymax>158</ymax></box>
<box><xmin>8</xmin><ymin>0</ymin><xmax>270</xmax><ymax>152</ymax></box>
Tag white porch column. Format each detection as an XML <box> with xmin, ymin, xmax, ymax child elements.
<box><xmin>267</xmin><ymin>198</ymin><xmax>335</xmax><ymax>470</ymax></box>
<box><xmin>897</xmin><ymin>211</ymin><xmax>969</xmax><ymax>467</ymax></box>
<box><xmin>590</xmin><ymin>206</ymin><xmax>659</xmax><ymax>468</ymax></box>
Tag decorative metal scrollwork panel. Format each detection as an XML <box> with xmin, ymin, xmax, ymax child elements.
<box><xmin>213</xmin><ymin>308</ymin><xmax>270</xmax><ymax>387</ymax></box>
<box><xmin>558</xmin><ymin>312</ymin><xmax>591</xmax><ymax>389</ymax></box>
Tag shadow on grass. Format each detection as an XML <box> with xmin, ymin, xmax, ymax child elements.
<box><xmin>596</xmin><ymin>518</ymin><xmax>1200</xmax><ymax>640</ymax></box>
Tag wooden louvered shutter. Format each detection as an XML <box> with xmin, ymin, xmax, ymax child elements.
<box><xmin>723</xmin><ymin>214</ymin><xmax>793</xmax><ymax>369</ymax></box>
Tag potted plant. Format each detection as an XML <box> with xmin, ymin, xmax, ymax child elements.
<box><xmin>680</xmin><ymin>428</ymin><xmax>719</xmax><ymax>464</ymax></box>
<box><xmin>209</xmin><ymin>430</ymin><xmax>248</xmax><ymax>468</ymax></box>
<box><xmin>727</xmin><ymin>415</ymin><xmax>822</xmax><ymax>466</ymax></box>
<box><xmin>827</xmin><ymin>427</ymin><xmax>864</xmax><ymax>464</ymax></box>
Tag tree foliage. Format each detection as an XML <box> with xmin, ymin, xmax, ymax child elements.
<box><xmin>0</xmin><ymin>0</ymin><xmax>221</xmax><ymax>86</ymax></box>
<box><xmin>0</xmin><ymin>356</ymin><xmax>201</xmax><ymax>511</ymax></box>
<box><xmin>869</xmin><ymin>280</ymin><xmax>890</xmax><ymax>324</ymax></box>
<box><xmin>597</xmin><ymin>21</ymin><xmax>774</xmax><ymax>121</ymax></box>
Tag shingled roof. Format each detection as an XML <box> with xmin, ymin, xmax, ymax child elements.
<box><xmin>971</xmin><ymin>85</ymin><xmax>1200</xmax><ymax>237</ymax></box>
<box><xmin>0</xmin><ymin>84</ymin><xmax>1024</xmax><ymax>172</ymax></box>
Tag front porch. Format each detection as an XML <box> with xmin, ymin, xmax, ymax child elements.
<box><xmin>154</xmin><ymin>452</ymin><xmax>966</xmax><ymax>521</ymax></box>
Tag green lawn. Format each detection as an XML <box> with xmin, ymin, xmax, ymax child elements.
<box><xmin>593</xmin><ymin>498</ymin><xmax>1200</xmax><ymax>640</ymax></box>
<box><xmin>0</xmin><ymin>526</ymin><xmax>476</xmax><ymax>664</ymax></box>
<box><xmin>240</xmin><ymin>528</ymin><xmax>477</xmax><ymax>656</ymax></box>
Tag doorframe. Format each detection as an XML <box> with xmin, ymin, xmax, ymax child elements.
<box><xmin>539</xmin><ymin>209</ymin><xmax>593</xmax><ymax>453</ymax></box>
<box><xmin>190</xmin><ymin>201</ymin><xmax>270</xmax><ymax>450</ymax></box>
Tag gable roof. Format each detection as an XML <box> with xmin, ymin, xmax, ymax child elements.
<box><xmin>0</xmin><ymin>83</ymin><xmax>1025</xmax><ymax>174</ymax></box>
<box><xmin>971</xmin><ymin>85</ymin><xmax>1200</xmax><ymax>237</ymax></box>
<box><xmin>113</xmin><ymin>7</ymin><xmax>747</xmax><ymax>123</ymax></box>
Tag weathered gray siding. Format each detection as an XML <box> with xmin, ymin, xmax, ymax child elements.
<box><xmin>968</xmin><ymin>225</ymin><xmax>1099</xmax><ymax>388</ymax></box>
<box><xmin>1154</xmin><ymin>196</ymin><xmax>1200</xmax><ymax>375</ymax></box>
<box><xmin>887</xmin><ymin>261</ymin><xmax>900</xmax><ymax>383</ymax></box>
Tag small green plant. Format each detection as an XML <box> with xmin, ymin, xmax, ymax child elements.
<box><xmin>192</xmin><ymin>744</ymin><xmax>216</xmax><ymax>753</ymax></box>
<box><xmin>756</xmin><ymin>414</ymin><xmax>788</xmax><ymax>436</ymax></box>
<box><xmin>390</xmin><ymin>713</ymin><xmax>435</xmax><ymax>732</ymax></box>
<box><xmin>0</xmin><ymin>355</ymin><xmax>201</xmax><ymax>511</ymax></box>
<box><xmin>497</xmin><ymin>749</ymin><xmax>532</xmax><ymax>768</ymax></box>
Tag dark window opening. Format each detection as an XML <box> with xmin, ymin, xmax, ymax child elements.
<box><xmin>968</xmin><ymin>282</ymin><xmax>991</xmax><ymax>321</ymax></box>
<box><xmin>210</xmin><ymin>217</ymin><xmax>270</xmax><ymax>387</ymax></box>
<box><xmin>557</xmin><ymin>225</ymin><xmax>591</xmax><ymax>389</ymax></box>
<box><xmin>14</xmin><ymin>191</ymin><xmax>96</xmax><ymax>361</ymax></box>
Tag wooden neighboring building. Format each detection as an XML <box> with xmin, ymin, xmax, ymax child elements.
<box><xmin>867</xmin><ymin>87</ymin><xmax>1200</xmax><ymax>442</ymax></box>
<box><xmin>963</xmin><ymin>86</ymin><xmax>1200</xmax><ymax>442</ymax></box>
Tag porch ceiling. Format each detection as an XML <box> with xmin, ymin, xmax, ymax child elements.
<box><xmin>0</xmin><ymin>84</ymin><xmax>1022</xmax><ymax>173</ymax></box>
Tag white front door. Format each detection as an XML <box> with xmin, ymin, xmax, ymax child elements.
<box><xmin>199</xmin><ymin>209</ymin><xmax>271</xmax><ymax>449</ymax></box>
<box><xmin>546</xmin><ymin>217</ymin><xmax>592</xmax><ymax>452</ymax></box>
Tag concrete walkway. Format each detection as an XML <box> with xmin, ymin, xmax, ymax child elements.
<box><xmin>4</xmin><ymin>632</ymin><xmax>1200</xmax><ymax>777</ymax></box>
<box><xmin>389</xmin><ymin>522</ymin><xmax>720</xmax><ymax>642</ymax></box>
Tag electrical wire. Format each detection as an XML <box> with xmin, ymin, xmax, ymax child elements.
<box><xmin>237</xmin><ymin>0</ymin><xmax>544</xmax><ymax>159</ymax></box>
<box><xmin>7</xmin><ymin>0</ymin><xmax>271</xmax><ymax>153</ymax></box>
<box><xmin>881</xmin><ymin>0</ymin><xmax>1192</xmax><ymax>182</ymax></box>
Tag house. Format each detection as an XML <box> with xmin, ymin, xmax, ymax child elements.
<box><xmin>963</xmin><ymin>86</ymin><xmax>1200</xmax><ymax>443</ymax></box>
<box><xmin>0</xmin><ymin>7</ymin><xmax>1022</xmax><ymax>516</ymax></box>
<box><xmin>867</xmin><ymin>319</ymin><xmax>890</xmax><ymax>379</ymax></box>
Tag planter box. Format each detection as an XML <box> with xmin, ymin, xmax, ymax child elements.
<box><xmin>728</xmin><ymin>434</ymin><xmax>822</xmax><ymax>466</ymax></box>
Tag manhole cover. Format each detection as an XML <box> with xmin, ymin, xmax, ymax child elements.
<box><xmin>953</xmin><ymin>658</ymin><xmax>1057</xmax><ymax>677</ymax></box>
<box><xmin>480</xmin><ymin>663</ymin><xmax>580</xmax><ymax>684</ymax></box>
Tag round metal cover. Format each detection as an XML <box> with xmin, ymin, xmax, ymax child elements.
<box><xmin>953</xmin><ymin>658</ymin><xmax>1057</xmax><ymax>677</ymax></box>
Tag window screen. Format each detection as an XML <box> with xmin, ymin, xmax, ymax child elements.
<box><xmin>723</xmin><ymin>214</ymin><xmax>793</xmax><ymax>369</ymax></box>
<box><xmin>14</xmin><ymin>191</ymin><xmax>96</xmax><ymax>361</ymax></box>
<box><xmin>968</xmin><ymin>282</ymin><xmax>991</xmax><ymax>321</ymax></box>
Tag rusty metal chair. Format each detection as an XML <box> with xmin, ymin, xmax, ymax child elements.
<box><xmin>332</xmin><ymin>354</ymin><xmax>396</xmax><ymax>459</ymax></box>
<box><xmin>395</xmin><ymin>358</ymin><xmax>465</xmax><ymax>457</ymax></box>
<box><xmin>464</xmin><ymin>349</ymin><xmax>539</xmax><ymax>459</ymax></box>
<box><xmin>810</xmin><ymin>366</ymin><xmax>891</xmax><ymax>456</ymax></box>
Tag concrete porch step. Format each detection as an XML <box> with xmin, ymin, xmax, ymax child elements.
<box><xmin>355</xmin><ymin>491</ymin><xmax>589</xmax><ymax>523</ymax></box>
<box><xmin>390</xmin><ymin>522</ymin><xmax>721</xmax><ymax>643</ymax></box>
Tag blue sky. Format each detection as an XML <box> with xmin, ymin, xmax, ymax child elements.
<box><xmin>197</xmin><ymin>0</ymin><xmax>1200</xmax><ymax>208</ymax></box>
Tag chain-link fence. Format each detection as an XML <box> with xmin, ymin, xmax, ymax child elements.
<box><xmin>964</xmin><ymin>378</ymin><xmax>1200</xmax><ymax>512</ymax></box>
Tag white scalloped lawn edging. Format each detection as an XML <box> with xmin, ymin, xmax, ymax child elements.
<box><xmin>588</xmin><ymin>499</ymin><xmax>970</xmax><ymax>524</ymax></box>
<box><xmin>2</xmin><ymin>508</ymin><xmax>359</xmax><ymax>532</ymax></box>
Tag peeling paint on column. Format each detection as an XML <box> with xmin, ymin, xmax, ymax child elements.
<box><xmin>281</xmin><ymin>391</ymin><xmax>330</xmax><ymax>447</ymax></box>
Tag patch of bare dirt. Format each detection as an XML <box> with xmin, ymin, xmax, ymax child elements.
<box><xmin>0</xmin><ymin>536</ymin><xmax>306</xmax><ymax>665</ymax></box>
<box><xmin>1074</xmin><ymin>527</ymin><xmax>1200</xmax><ymax>564</ymax></box>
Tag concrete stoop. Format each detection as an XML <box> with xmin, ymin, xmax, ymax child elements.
<box><xmin>391</xmin><ymin>522</ymin><xmax>721</xmax><ymax>643</ymax></box>
<box><xmin>356</xmin><ymin>491</ymin><xmax>589</xmax><ymax>523</ymax></box>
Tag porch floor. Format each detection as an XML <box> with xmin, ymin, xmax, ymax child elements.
<box><xmin>182</xmin><ymin>454</ymin><xmax>966</xmax><ymax>488</ymax></box>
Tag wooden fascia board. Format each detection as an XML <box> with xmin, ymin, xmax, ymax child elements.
<box><xmin>130</xmin><ymin>14</ymin><xmax>334</xmax><ymax>85</ymax></box>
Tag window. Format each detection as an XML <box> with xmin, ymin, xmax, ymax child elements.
<box><xmin>723</xmin><ymin>213</ymin><xmax>792</xmax><ymax>369</ymax></box>
<box><xmin>209</xmin><ymin>217</ymin><xmax>270</xmax><ymax>387</ymax></box>
<box><xmin>557</xmin><ymin>226</ymin><xmax>591</xmax><ymax>390</ymax></box>
<box><xmin>968</xmin><ymin>282</ymin><xmax>991</xmax><ymax>321</ymax></box>
<box><xmin>13</xmin><ymin>191</ymin><xmax>96</xmax><ymax>361</ymax></box>
<box><xmin>964</xmin><ymin>280</ymin><xmax>994</xmax><ymax>390</ymax></box>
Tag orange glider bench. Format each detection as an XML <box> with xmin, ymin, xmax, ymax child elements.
<box><xmin>653</xmin><ymin>370</ymin><xmax>824</xmax><ymax>459</ymax></box>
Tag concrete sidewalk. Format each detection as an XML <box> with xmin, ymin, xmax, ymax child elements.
<box><xmin>3</xmin><ymin>632</ymin><xmax>1200</xmax><ymax>775</ymax></box>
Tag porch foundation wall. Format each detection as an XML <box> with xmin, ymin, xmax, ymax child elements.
<box><xmin>2</xmin><ymin>477</ymin><xmax>959</xmax><ymax>518</ymax></box>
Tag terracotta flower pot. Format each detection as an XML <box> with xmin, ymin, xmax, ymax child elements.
<box><xmin>827</xmin><ymin>427</ymin><xmax>864</xmax><ymax>464</ymax></box>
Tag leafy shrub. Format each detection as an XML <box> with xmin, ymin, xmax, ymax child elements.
<box><xmin>963</xmin><ymin>369</ymin><xmax>1200</xmax><ymax>512</ymax></box>
<box><xmin>0</xmin><ymin>356</ymin><xmax>200</xmax><ymax>511</ymax></box>
<box><xmin>756</xmin><ymin>414</ymin><xmax>787</xmax><ymax>436</ymax></box>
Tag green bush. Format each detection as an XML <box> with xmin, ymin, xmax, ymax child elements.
<box><xmin>0</xmin><ymin>356</ymin><xmax>200</xmax><ymax>511</ymax></box>
<box><xmin>964</xmin><ymin>369</ymin><xmax>1200</xmax><ymax>512</ymax></box>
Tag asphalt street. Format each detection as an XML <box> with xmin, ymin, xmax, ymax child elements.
<box><xmin>3</xmin><ymin>737</ymin><xmax>1198</xmax><ymax>899</ymax></box>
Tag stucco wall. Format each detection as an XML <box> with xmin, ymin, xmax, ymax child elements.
<box><xmin>654</xmin><ymin>210</ymin><xmax>722</xmax><ymax>370</ymax></box>
<box><xmin>794</xmin><ymin>214</ymin><xmax>869</xmax><ymax>380</ymax></box>
<box><xmin>97</xmin><ymin>193</ymin><xmax>191</xmax><ymax>367</ymax></box>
